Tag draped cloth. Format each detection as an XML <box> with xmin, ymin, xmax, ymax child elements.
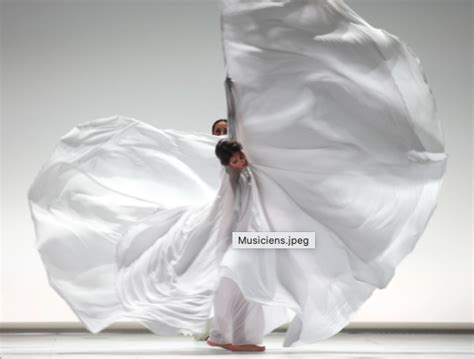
<box><xmin>28</xmin><ymin>0</ymin><xmax>448</xmax><ymax>347</ymax></box>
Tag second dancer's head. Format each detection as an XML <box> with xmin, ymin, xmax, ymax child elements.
<box><xmin>215</xmin><ymin>139</ymin><xmax>248</xmax><ymax>171</ymax></box>
<box><xmin>212</xmin><ymin>119</ymin><xmax>228</xmax><ymax>136</ymax></box>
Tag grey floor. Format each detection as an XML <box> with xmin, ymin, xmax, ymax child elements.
<box><xmin>0</xmin><ymin>331</ymin><xmax>473</xmax><ymax>358</ymax></box>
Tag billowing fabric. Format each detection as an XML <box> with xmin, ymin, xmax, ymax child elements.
<box><xmin>28</xmin><ymin>0</ymin><xmax>448</xmax><ymax>347</ymax></box>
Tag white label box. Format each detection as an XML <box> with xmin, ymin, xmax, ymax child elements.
<box><xmin>232</xmin><ymin>232</ymin><xmax>315</xmax><ymax>249</ymax></box>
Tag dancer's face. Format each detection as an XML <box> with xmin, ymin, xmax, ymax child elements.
<box><xmin>229</xmin><ymin>151</ymin><xmax>248</xmax><ymax>171</ymax></box>
<box><xmin>213</xmin><ymin>122</ymin><xmax>227</xmax><ymax>136</ymax></box>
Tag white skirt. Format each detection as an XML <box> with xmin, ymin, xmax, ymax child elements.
<box><xmin>209</xmin><ymin>276</ymin><xmax>265</xmax><ymax>345</ymax></box>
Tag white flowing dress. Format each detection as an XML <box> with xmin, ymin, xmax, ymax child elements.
<box><xmin>27</xmin><ymin>0</ymin><xmax>448</xmax><ymax>347</ymax></box>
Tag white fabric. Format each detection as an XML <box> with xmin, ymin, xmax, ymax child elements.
<box><xmin>209</xmin><ymin>276</ymin><xmax>265</xmax><ymax>345</ymax></box>
<box><xmin>27</xmin><ymin>0</ymin><xmax>448</xmax><ymax>347</ymax></box>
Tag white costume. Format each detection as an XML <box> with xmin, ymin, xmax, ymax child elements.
<box><xmin>207</xmin><ymin>166</ymin><xmax>292</xmax><ymax>346</ymax></box>
<box><xmin>28</xmin><ymin>0</ymin><xmax>448</xmax><ymax>347</ymax></box>
<box><xmin>209</xmin><ymin>276</ymin><xmax>265</xmax><ymax>345</ymax></box>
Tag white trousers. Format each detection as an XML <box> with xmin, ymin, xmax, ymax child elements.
<box><xmin>209</xmin><ymin>276</ymin><xmax>265</xmax><ymax>345</ymax></box>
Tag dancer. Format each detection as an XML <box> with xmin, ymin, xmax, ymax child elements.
<box><xmin>191</xmin><ymin>120</ymin><xmax>231</xmax><ymax>343</ymax></box>
<box><xmin>207</xmin><ymin>139</ymin><xmax>265</xmax><ymax>352</ymax></box>
<box><xmin>27</xmin><ymin>0</ymin><xmax>448</xmax><ymax>349</ymax></box>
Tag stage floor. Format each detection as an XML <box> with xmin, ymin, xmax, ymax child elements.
<box><xmin>1</xmin><ymin>331</ymin><xmax>472</xmax><ymax>358</ymax></box>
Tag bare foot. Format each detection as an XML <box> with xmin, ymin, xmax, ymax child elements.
<box><xmin>207</xmin><ymin>339</ymin><xmax>232</xmax><ymax>351</ymax></box>
<box><xmin>231</xmin><ymin>344</ymin><xmax>266</xmax><ymax>352</ymax></box>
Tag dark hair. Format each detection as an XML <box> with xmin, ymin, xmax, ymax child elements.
<box><xmin>212</xmin><ymin>119</ymin><xmax>227</xmax><ymax>134</ymax></box>
<box><xmin>215</xmin><ymin>139</ymin><xmax>242</xmax><ymax>166</ymax></box>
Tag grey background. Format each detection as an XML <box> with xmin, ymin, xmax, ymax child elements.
<box><xmin>1</xmin><ymin>0</ymin><xmax>472</xmax><ymax>324</ymax></box>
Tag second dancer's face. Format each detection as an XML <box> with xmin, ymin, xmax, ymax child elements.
<box><xmin>229</xmin><ymin>151</ymin><xmax>248</xmax><ymax>171</ymax></box>
<box><xmin>213</xmin><ymin>122</ymin><xmax>227</xmax><ymax>136</ymax></box>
